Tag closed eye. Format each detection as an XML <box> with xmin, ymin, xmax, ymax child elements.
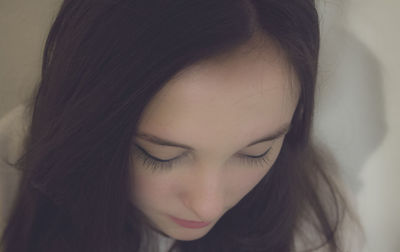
<box><xmin>133</xmin><ymin>144</ymin><xmax>272</xmax><ymax>172</ymax></box>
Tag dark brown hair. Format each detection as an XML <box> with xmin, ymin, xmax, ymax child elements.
<box><xmin>1</xmin><ymin>0</ymin><xmax>362</xmax><ymax>251</ymax></box>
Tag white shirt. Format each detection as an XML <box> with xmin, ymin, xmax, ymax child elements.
<box><xmin>0</xmin><ymin>104</ymin><xmax>364</xmax><ymax>252</ymax></box>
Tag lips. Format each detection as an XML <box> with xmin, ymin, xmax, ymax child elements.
<box><xmin>168</xmin><ymin>215</ymin><xmax>211</xmax><ymax>229</ymax></box>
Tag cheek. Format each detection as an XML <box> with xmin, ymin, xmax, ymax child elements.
<box><xmin>225</xmin><ymin>166</ymin><xmax>270</xmax><ymax>205</ymax></box>
<box><xmin>130</xmin><ymin>165</ymin><xmax>174</xmax><ymax>208</ymax></box>
<box><xmin>226</xmin><ymin>139</ymin><xmax>284</xmax><ymax>204</ymax></box>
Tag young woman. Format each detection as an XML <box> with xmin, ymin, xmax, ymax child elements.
<box><xmin>0</xmin><ymin>0</ymin><xmax>364</xmax><ymax>251</ymax></box>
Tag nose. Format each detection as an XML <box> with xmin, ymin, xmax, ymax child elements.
<box><xmin>181</xmin><ymin>166</ymin><xmax>226</xmax><ymax>222</ymax></box>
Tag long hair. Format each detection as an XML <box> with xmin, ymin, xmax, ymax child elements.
<box><xmin>0</xmin><ymin>0</ymin><xmax>362</xmax><ymax>251</ymax></box>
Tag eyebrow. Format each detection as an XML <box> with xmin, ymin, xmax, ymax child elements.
<box><xmin>135</xmin><ymin>123</ymin><xmax>291</xmax><ymax>151</ymax></box>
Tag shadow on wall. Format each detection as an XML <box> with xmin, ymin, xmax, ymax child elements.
<box><xmin>312</xmin><ymin>19</ymin><xmax>387</xmax><ymax>195</ymax></box>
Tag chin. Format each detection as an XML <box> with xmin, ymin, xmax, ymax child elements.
<box><xmin>167</xmin><ymin>225</ymin><xmax>214</xmax><ymax>241</ymax></box>
<box><xmin>171</xmin><ymin>231</ymin><xmax>208</xmax><ymax>241</ymax></box>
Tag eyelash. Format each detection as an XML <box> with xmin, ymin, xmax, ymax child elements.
<box><xmin>134</xmin><ymin>145</ymin><xmax>272</xmax><ymax>172</ymax></box>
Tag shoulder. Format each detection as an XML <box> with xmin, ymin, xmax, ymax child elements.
<box><xmin>0</xmin><ymin>104</ymin><xmax>29</xmax><ymax>166</ymax></box>
<box><xmin>0</xmin><ymin>104</ymin><xmax>29</xmax><ymax>236</ymax></box>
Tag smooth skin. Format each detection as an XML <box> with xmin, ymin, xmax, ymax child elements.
<box><xmin>129</xmin><ymin>40</ymin><xmax>300</xmax><ymax>241</ymax></box>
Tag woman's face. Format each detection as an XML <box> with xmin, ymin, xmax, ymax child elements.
<box><xmin>129</xmin><ymin>45</ymin><xmax>299</xmax><ymax>241</ymax></box>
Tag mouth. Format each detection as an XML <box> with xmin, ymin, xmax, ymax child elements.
<box><xmin>168</xmin><ymin>215</ymin><xmax>211</xmax><ymax>229</ymax></box>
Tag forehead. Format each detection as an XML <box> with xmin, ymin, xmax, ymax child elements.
<box><xmin>137</xmin><ymin>46</ymin><xmax>299</xmax><ymax>153</ymax></box>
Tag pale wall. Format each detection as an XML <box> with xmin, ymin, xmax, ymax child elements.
<box><xmin>315</xmin><ymin>1</ymin><xmax>400</xmax><ymax>252</ymax></box>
